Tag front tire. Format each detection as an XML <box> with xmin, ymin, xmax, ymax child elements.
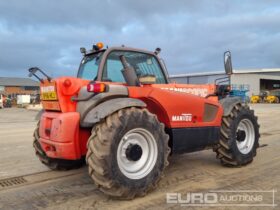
<box><xmin>86</xmin><ymin>108</ymin><xmax>170</xmax><ymax>199</ymax></box>
<box><xmin>214</xmin><ymin>104</ymin><xmax>260</xmax><ymax>166</ymax></box>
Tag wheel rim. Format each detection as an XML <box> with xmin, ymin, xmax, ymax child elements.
<box><xmin>236</xmin><ymin>119</ymin><xmax>255</xmax><ymax>154</ymax></box>
<box><xmin>117</xmin><ymin>128</ymin><xmax>158</xmax><ymax>180</ymax></box>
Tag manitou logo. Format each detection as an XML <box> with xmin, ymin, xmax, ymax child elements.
<box><xmin>172</xmin><ymin>114</ymin><xmax>192</xmax><ymax>122</ymax></box>
<box><xmin>161</xmin><ymin>87</ymin><xmax>208</xmax><ymax>97</ymax></box>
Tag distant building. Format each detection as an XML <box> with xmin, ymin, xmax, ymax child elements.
<box><xmin>0</xmin><ymin>77</ymin><xmax>39</xmax><ymax>98</ymax></box>
<box><xmin>169</xmin><ymin>68</ymin><xmax>280</xmax><ymax>96</ymax></box>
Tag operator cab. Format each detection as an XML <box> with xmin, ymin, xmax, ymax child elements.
<box><xmin>77</xmin><ymin>43</ymin><xmax>168</xmax><ymax>84</ymax></box>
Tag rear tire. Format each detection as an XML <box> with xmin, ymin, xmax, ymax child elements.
<box><xmin>214</xmin><ymin>104</ymin><xmax>260</xmax><ymax>166</ymax></box>
<box><xmin>86</xmin><ymin>107</ymin><xmax>170</xmax><ymax>199</ymax></box>
<box><xmin>33</xmin><ymin>122</ymin><xmax>84</xmax><ymax>170</ymax></box>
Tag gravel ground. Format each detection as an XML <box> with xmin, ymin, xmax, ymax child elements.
<box><xmin>0</xmin><ymin>104</ymin><xmax>279</xmax><ymax>210</ymax></box>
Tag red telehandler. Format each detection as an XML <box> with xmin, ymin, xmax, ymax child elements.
<box><xmin>29</xmin><ymin>44</ymin><xmax>259</xmax><ymax>199</ymax></box>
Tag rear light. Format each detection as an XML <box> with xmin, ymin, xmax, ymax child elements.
<box><xmin>87</xmin><ymin>83</ymin><xmax>107</xmax><ymax>93</ymax></box>
<box><xmin>46</xmin><ymin>145</ymin><xmax>56</xmax><ymax>152</ymax></box>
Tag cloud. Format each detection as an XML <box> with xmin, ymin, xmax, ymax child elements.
<box><xmin>0</xmin><ymin>0</ymin><xmax>280</xmax><ymax>78</ymax></box>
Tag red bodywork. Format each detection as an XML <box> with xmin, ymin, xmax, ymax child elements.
<box><xmin>39</xmin><ymin>77</ymin><xmax>223</xmax><ymax>160</ymax></box>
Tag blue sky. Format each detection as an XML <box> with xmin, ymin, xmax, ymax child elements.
<box><xmin>0</xmin><ymin>0</ymin><xmax>280</xmax><ymax>78</ymax></box>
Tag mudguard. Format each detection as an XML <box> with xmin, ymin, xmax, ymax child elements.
<box><xmin>81</xmin><ymin>98</ymin><xmax>146</xmax><ymax>127</ymax></box>
<box><xmin>219</xmin><ymin>97</ymin><xmax>242</xmax><ymax>116</ymax></box>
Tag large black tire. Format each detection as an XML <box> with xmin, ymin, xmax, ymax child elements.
<box><xmin>86</xmin><ymin>107</ymin><xmax>170</xmax><ymax>199</ymax></box>
<box><xmin>33</xmin><ymin>123</ymin><xmax>84</xmax><ymax>170</ymax></box>
<box><xmin>214</xmin><ymin>104</ymin><xmax>260</xmax><ymax>166</ymax></box>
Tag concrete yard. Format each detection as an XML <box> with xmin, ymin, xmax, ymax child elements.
<box><xmin>0</xmin><ymin>105</ymin><xmax>279</xmax><ymax>210</ymax></box>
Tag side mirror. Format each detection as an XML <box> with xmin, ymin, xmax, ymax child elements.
<box><xmin>80</xmin><ymin>47</ymin><xmax>86</xmax><ymax>55</ymax></box>
<box><xmin>28</xmin><ymin>67</ymin><xmax>39</xmax><ymax>77</ymax></box>
<box><xmin>224</xmin><ymin>51</ymin><xmax>233</xmax><ymax>75</ymax></box>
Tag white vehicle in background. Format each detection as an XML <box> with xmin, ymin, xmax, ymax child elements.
<box><xmin>17</xmin><ymin>95</ymin><xmax>31</xmax><ymax>106</ymax></box>
<box><xmin>0</xmin><ymin>94</ymin><xmax>3</xmax><ymax>108</ymax></box>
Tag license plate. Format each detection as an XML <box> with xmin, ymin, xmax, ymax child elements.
<box><xmin>41</xmin><ymin>91</ymin><xmax>57</xmax><ymax>100</ymax></box>
<box><xmin>40</xmin><ymin>82</ymin><xmax>58</xmax><ymax>101</ymax></box>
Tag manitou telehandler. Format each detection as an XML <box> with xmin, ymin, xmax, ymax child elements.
<box><xmin>30</xmin><ymin>43</ymin><xmax>260</xmax><ymax>199</ymax></box>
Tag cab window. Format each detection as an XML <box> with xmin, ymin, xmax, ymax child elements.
<box><xmin>102</xmin><ymin>51</ymin><xmax>167</xmax><ymax>84</ymax></box>
<box><xmin>78</xmin><ymin>52</ymin><xmax>103</xmax><ymax>80</ymax></box>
